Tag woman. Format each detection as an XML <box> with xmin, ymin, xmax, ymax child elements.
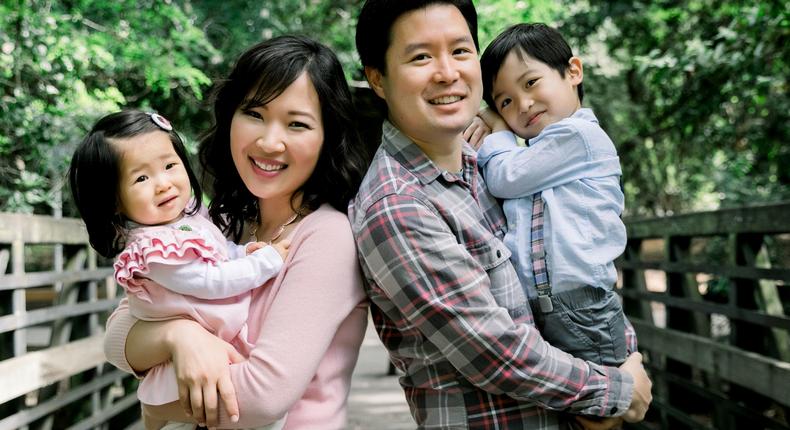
<box><xmin>103</xmin><ymin>35</ymin><xmax>370</xmax><ymax>429</ymax></box>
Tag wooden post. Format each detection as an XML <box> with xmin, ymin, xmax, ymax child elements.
<box><xmin>11</xmin><ymin>239</ymin><xmax>26</xmax><ymax>359</ymax></box>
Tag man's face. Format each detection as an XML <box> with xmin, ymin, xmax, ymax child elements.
<box><xmin>366</xmin><ymin>4</ymin><xmax>482</xmax><ymax>147</ymax></box>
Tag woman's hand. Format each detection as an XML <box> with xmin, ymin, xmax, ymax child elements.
<box><xmin>166</xmin><ymin>320</ymin><xmax>246</xmax><ymax>427</ymax></box>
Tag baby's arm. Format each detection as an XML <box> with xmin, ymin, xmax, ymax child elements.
<box><xmin>245</xmin><ymin>240</ymin><xmax>289</xmax><ymax>261</ymax></box>
<box><xmin>144</xmin><ymin>245</ymin><xmax>284</xmax><ymax>300</ymax></box>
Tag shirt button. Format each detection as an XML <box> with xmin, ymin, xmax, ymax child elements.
<box><xmin>496</xmin><ymin>250</ymin><xmax>502</xmax><ymax>258</ymax></box>
<box><xmin>610</xmin><ymin>407</ymin><xmax>618</xmax><ymax>414</ymax></box>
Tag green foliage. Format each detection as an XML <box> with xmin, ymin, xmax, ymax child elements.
<box><xmin>187</xmin><ymin>0</ymin><xmax>364</xmax><ymax>79</ymax></box>
<box><xmin>1</xmin><ymin>0</ymin><xmax>787</xmax><ymax>217</ymax></box>
<box><xmin>0</xmin><ymin>0</ymin><xmax>218</xmax><ymax>214</ymax></box>
<box><xmin>475</xmin><ymin>0</ymin><xmax>562</xmax><ymax>49</ymax></box>
<box><xmin>557</xmin><ymin>0</ymin><xmax>789</xmax><ymax>215</ymax></box>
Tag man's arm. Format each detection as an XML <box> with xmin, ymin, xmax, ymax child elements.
<box><xmin>356</xmin><ymin>194</ymin><xmax>633</xmax><ymax>417</ymax></box>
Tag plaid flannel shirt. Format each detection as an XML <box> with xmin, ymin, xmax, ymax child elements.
<box><xmin>348</xmin><ymin>121</ymin><xmax>633</xmax><ymax>429</ymax></box>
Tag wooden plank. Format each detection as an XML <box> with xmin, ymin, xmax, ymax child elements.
<box><xmin>0</xmin><ymin>249</ymin><xmax>8</xmax><ymax>274</ymax></box>
<box><xmin>0</xmin><ymin>213</ymin><xmax>89</xmax><ymax>244</ymax></box>
<box><xmin>124</xmin><ymin>419</ymin><xmax>145</xmax><ymax>430</ymax></box>
<box><xmin>620</xmin><ymin>289</ymin><xmax>790</xmax><ymax>330</ymax></box>
<box><xmin>0</xmin><ymin>268</ymin><xmax>114</xmax><ymax>290</ymax></box>
<box><xmin>0</xmin><ymin>334</ymin><xmax>106</xmax><ymax>404</ymax></box>
<box><xmin>615</xmin><ymin>260</ymin><xmax>790</xmax><ymax>282</ymax></box>
<box><xmin>0</xmin><ymin>369</ymin><xmax>131</xmax><ymax>430</ymax></box>
<box><xmin>625</xmin><ymin>202</ymin><xmax>790</xmax><ymax>239</ymax></box>
<box><xmin>67</xmin><ymin>392</ymin><xmax>139</xmax><ymax>430</ymax></box>
<box><xmin>0</xmin><ymin>298</ymin><xmax>121</xmax><ymax>333</ymax></box>
<box><xmin>631</xmin><ymin>319</ymin><xmax>790</xmax><ymax>406</ymax></box>
<box><xmin>11</xmin><ymin>239</ymin><xmax>25</xmax><ymax>357</ymax></box>
<box><xmin>647</xmin><ymin>368</ymin><xmax>790</xmax><ymax>430</ymax></box>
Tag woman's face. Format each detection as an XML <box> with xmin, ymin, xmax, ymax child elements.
<box><xmin>230</xmin><ymin>72</ymin><xmax>324</xmax><ymax>206</ymax></box>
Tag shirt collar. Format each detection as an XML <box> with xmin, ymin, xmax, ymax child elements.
<box><xmin>381</xmin><ymin>120</ymin><xmax>478</xmax><ymax>185</ymax></box>
<box><xmin>574</xmin><ymin>107</ymin><xmax>597</xmax><ymax>123</ymax></box>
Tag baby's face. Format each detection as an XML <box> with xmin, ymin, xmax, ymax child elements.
<box><xmin>491</xmin><ymin>49</ymin><xmax>582</xmax><ymax>140</ymax></box>
<box><xmin>115</xmin><ymin>131</ymin><xmax>191</xmax><ymax>226</ymax></box>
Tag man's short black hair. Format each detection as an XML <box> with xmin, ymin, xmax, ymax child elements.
<box><xmin>481</xmin><ymin>23</ymin><xmax>584</xmax><ymax>109</ymax></box>
<box><xmin>356</xmin><ymin>0</ymin><xmax>479</xmax><ymax>74</ymax></box>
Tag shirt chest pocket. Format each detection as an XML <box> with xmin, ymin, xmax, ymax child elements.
<box><xmin>466</xmin><ymin>239</ymin><xmax>510</xmax><ymax>270</ymax></box>
<box><xmin>466</xmin><ymin>240</ymin><xmax>529</xmax><ymax>320</ymax></box>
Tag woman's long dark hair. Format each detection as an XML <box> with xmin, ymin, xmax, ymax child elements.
<box><xmin>200</xmin><ymin>35</ymin><xmax>367</xmax><ymax>242</ymax></box>
<box><xmin>69</xmin><ymin>110</ymin><xmax>201</xmax><ymax>257</ymax></box>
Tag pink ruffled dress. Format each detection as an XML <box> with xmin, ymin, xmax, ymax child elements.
<box><xmin>114</xmin><ymin>213</ymin><xmax>257</xmax><ymax>405</ymax></box>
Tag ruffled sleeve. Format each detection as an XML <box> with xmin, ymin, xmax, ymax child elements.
<box><xmin>114</xmin><ymin>226</ymin><xmax>225</xmax><ymax>303</ymax></box>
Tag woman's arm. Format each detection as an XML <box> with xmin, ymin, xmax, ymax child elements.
<box><xmin>104</xmin><ymin>299</ymin><xmax>244</xmax><ymax>426</ymax></box>
<box><xmin>147</xmin><ymin>210</ymin><xmax>367</xmax><ymax>428</ymax></box>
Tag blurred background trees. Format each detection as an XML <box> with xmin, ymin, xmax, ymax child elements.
<box><xmin>1</xmin><ymin>0</ymin><xmax>787</xmax><ymax>217</ymax></box>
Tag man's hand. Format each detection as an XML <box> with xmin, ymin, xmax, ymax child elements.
<box><xmin>619</xmin><ymin>352</ymin><xmax>652</xmax><ymax>422</ymax></box>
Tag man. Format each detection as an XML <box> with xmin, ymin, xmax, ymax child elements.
<box><xmin>348</xmin><ymin>0</ymin><xmax>652</xmax><ymax>428</ymax></box>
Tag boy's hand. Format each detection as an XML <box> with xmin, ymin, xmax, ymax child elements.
<box><xmin>477</xmin><ymin>107</ymin><xmax>509</xmax><ymax>133</ymax></box>
<box><xmin>619</xmin><ymin>352</ymin><xmax>653</xmax><ymax>422</ymax></box>
<box><xmin>271</xmin><ymin>239</ymin><xmax>290</xmax><ymax>261</ymax></box>
<box><xmin>463</xmin><ymin>116</ymin><xmax>491</xmax><ymax>150</ymax></box>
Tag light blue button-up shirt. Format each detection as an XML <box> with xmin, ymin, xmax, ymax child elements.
<box><xmin>477</xmin><ymin>108</ymin><xmax>626</xmax><ymax>298</ymax></box>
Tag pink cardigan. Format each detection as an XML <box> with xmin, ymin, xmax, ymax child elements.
<box><xmin>104</xmin><ymin>205</ymin><xmax>369</xmax><ymax>429</ymax></box>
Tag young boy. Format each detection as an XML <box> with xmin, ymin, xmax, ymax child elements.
<box><xmin>470</xmin><ymin>23</ymin><xmax>636</xmax><ymax>367</ymax></box>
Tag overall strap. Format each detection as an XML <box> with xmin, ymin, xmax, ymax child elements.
<box><xmin>530</xmin><ymin>192</ymin><xmax>553</xmax><ymax>312</ymax></box>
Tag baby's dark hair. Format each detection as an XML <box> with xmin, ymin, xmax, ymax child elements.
<box><xmin>481</xmin><ymin>23</ymin><xmax>584</xmax><ymax>110</ymax></box>
<box><xmin>68</xmin><ymin>110</ymin><xmax>202</xmax><ymax>258</ymax></box>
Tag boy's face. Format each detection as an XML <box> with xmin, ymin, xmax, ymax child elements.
<box><xmin>365</xmin><ymin>4</ymin><xmax>482</xmax><ymax>147</ymax></box>
<box><xmin>491</xmin><ymin>49</ymin><xmax>582</xmax><ymax>140</ymax></box>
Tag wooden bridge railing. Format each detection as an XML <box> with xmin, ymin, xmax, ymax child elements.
<box><xmin>0</xmin><ymin>213</ymin><xmax>138</xmax><ymax>430</ymax></box>
<box><xmin>2</xmin><ymin>201</ymin><xmax>789</xmax><ymax>429</ymax></box>
<box><xmin>618</xmin><ymin>201</ymin><xmax>790</xmax><ymax>430</ymax></box>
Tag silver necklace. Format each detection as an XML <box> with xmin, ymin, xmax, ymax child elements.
<box><xmin>249</xmin><ymin>212</ymin><xmax>299</xmax><ymax>244</ymax></box>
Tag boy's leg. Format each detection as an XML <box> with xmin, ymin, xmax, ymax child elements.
<box><xmin>531</xmin><ymin>287</ymin><xmax>630</xmax><ymax>430</ymax></box>
<box><xmin>530</xmin><ymin>286</ymin><xmax>629</xmax><ymax>366</ymax></box>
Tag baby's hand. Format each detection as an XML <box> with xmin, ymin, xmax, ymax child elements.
<box><xmin>478</xmin><ymin>107</ymin><xmax>509</xmax><ymax>133</ymax></box>
<box><xmin>463</xmin><ymin>116</ymin><xmax>491</xmax><ymax>150</ymax></box>
<box><xmin>271</xmin><ymin>239</ymin><xmax>290</xmax><ymax>261</ymax></box>
<box><xmin>245</xmin><ymin>241</ymin><xmax>268</xmax><ymax>255</ymax></box>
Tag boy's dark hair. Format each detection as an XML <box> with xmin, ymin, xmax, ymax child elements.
<box><xmin>69</xmin><ymin>110</ymin><xmax>202</xmax><ymax>258</ymax></box>
<box><xmin>356</xmin><ymin>0</ymin><xmax>479</xmax><ymax>73</ymax></box>
<box><xmin>481</xmin><ymin>23</ymin><xmax>584</xmax><ymax>110</ymax></box>
<box><xmin>200</xmin><ymin>35</ymin><xmax>368</xmax><ymax>243</ymax></box>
